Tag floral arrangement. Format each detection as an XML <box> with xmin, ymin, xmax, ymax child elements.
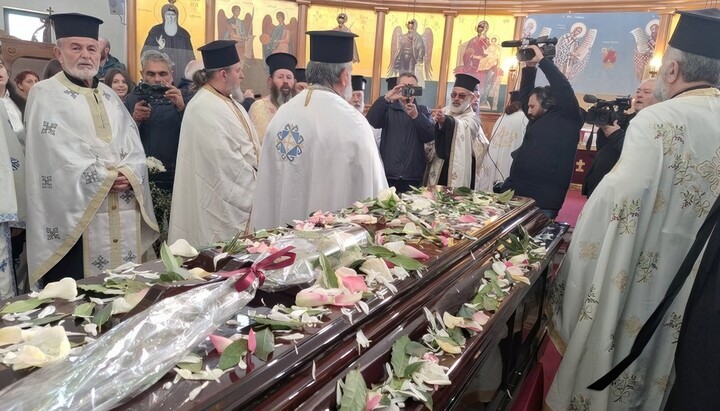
<box><xmin>146</xmin><ymin>156</ymin><xmax>172</xmax><ymax>252</ymax></box>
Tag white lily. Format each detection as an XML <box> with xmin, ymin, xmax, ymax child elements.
<box><xmin>37</xmin><ymin>278</ymin><xmax>78</xmax><ymax>301</ymax></box>
<box><xmin>3</xmin><ymin>326</ymin><xmax>70</xmax><ymax>370</ymax></box>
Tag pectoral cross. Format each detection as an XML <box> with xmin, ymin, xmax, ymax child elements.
<box><xmin>46</xmin><ymin>7</ymin><xmax>54</xmax><ymax>15</ymax></box>
<box><xmin>576</xmin><ymin>159</ymin><xmax>586</xmax><ymax>172</ymax></box>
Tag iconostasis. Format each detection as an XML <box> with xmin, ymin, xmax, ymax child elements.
<box><xmin>129</xmin><ymin>0</ymin><xmax>677</xmax><ymax>111</ymax></box>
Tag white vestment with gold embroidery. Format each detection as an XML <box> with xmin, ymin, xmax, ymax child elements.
<box><xmin>24</xmin><ymin>73</ymin><xmax>158</xmax><ymax>283</ymax></box>
<box><xmin>168</xmin><ymin>86</ymin><xmax>260</xmax><ymax>246</ymax></box>
<box><xmin>248</xmin><ymin>96</ymin><xmax>278</xmax><ymax>147</ymax></box>
<box><xmin>250</xmin><ymin>87</ymin><xmax>388</xmax><ymax>230</ymax></box>
<box><xmin>0</xmin><ymin>105</ymin><xmax>19</xmax><ymax>298</ymax></box>
<box><xmin>475</xmin><ymin>110</ymin><xmax>526</xmax><ymax>192</ymax></box>
<box><xmin>546</xmin><ymin>88</ymin><xmax>720</xmax><ymax>410</ymax></box>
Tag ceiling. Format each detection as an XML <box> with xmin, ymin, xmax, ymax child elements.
<box><xmin>308</xmin><ymin>0</ymin><xmax>718</xmax><ymax>14</ymax></box>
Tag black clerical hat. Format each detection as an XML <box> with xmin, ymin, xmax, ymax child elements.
<box><xmin>351</xmin><ymin>75</ymin><xmax>366</xmax><ymax>92</ymax></box>
<box><xmin>669</xmin><ymin>8</ymin><xmax>720</xmax><ymax>58</ymax></box>
<box><xmin>386</xmin><ymin>77</ymin><xmax>398</xmax><ymax>90</ymax></box>
<box><xmin>307</xmin><ymin>31</ymin><xmax>358</xmax><ymax>63</ymax></box>
<box><xmin>454</xmin><ymin>74</ymin><xmax>480</xmax><ymax>93</ymax></box>
<box><xmin>50</xmin><ymin>13</ymin><xmax>103</xmax><ymax>40</ymax></box>
<box><xmin>295</xmin><ymin>68</ymin><xmax>307</xmax><ymax>83</ymax></box>
<box><xmin>266</xmin><ymin>52</ymin><xmax>297</xmax><ymax>75</ymax></box>
<box><xmin>198</xmin><ymin>40</ymin><xmax>239</xmax><ymax>70</ymax></box>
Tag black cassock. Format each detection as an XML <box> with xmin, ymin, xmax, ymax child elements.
<box><xmin>434</xmin><ymin>116</ymin><xmax>476</xmax><ymax>188</ymax></box>
<box><xmin>142</xmin><ymin>25</ymin><xmax>195</xmax><ymax>86</ymax></box>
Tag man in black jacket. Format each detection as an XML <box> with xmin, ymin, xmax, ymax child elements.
<box><xmin>499</xmin><ymin>45</ymin><xmax>584</xmax><ymax>218</ymax></box>
<box><xmin>367</xmin><ymin>72</ymin><xmax>434</xmax><ymax>193</ymax></box>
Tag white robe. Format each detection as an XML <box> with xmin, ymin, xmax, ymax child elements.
<box><xmin>248</xmin><ymin>96</ymin><xmax>277</xmax><ymax>147</ymax></box>
<box><xmin>251</xmin><ymin>87</ymin><xmax>388</xmax><ymax>230</ymax></box>
<box><xmin>475</xmin><ymin>110</ymin><xmax>527</xmax><ymax>192</ymax></box>
<box><xmin>168</xmin><ymin>85</ymin><xmax>260</xmax><ymax>246</ymax></box>
<box><xmin>546</xmin><ymin>87</ymin><xmax>720</xmax><ymax>410</ymax></box>
<box><xmin>24</xmin><ymin>73</ymin><xmax>158</xmax><ymax>283</ymax></box>
<box><xmin>0</xmin><ymin>105</ymin><xmax>19</xmax><ymax>298</ymax></box>
<box><xmin>426</xmin><ymin>106</ymin><xmax>486</xmax><ymax>188</ymax></box>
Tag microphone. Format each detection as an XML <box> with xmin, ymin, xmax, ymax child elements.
<box><xmin>583</xmin><ymin>94</ymin><xmax>599</xmax><ymax>104</ymax></box>
<box><xmin>501</xmin><ymin>40</ymin><xmax>523</xmax><ymax>47</ymax></box>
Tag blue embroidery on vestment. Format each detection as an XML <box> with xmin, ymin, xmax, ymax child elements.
<box><xmin>275</xmin><ymin>124</ymin><xmax>304</xmax><ymax>163</ymax></box>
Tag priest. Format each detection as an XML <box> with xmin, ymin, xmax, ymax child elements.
<box><xmin>0</xmin><ymin>101</ymin><xmax>19</xmax><ymax>298</ymax></box>
<box><xmin>349</xmin><ymin>75</ymin><xmax>366</xmax><ymax>112</ymax></box>
<box><xmin>427</xmin><ymin>74</ymin><xmax>488</xmax><ymax>188</ymax></box>
<box><xmin>251</xmin><ymin>31</ymin><xmax>387</xmax><ymax>230</ymax></box>
<box><xmin>249</xmin><ymin>52</ymin><xmax>297</xmax><ymax>145</ymax></box>
<box><xmin>24</xmin><ymin>13</ymin><xmax>158</xmax><ymax>283</ymax></box>
<box><xmin>546</xmin><ymin>8</ymin><xmax>720</xmax><ymax>410</ymax></box>
<box><xmin>168</xmin><ymin>40</ymin><xmax>260</xmax><ymax>246</ymax></box>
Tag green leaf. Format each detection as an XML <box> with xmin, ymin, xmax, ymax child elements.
<box><xmin>159</xmin><ymin>271</ymin><xmax>186</xmax><ymax>283</ymax></box>
<box><xmin>253</xmin><ymin>327</ymin><xmax>275</xmax><ymax>361</ymax></box>
<box><xmin>0</xmin><ymin>298</ymin><xmax>52</xmax><ymax>314</ymax></box>
<box><xmin>105</xmin><ymin>279</ymin><xmax>149</xmax><ymax>294</ymax></box>
<box><xmin>390</xmin><ymin>335</ymin><xmax>410</xmax><ymax>378</ymax></box>
<box><xmin>218</xmin><ymin>338</ymin><xmax>249</xmax><ymax>370</ymax></box>
<box><xmin>29</xmin><ymin>313</ymin><xmax>68</xmax><ymax>326</ymax></box>
<box><xmin>77</xmin><ymin>284</ymin><xmax>126</xmax><ymax>295</ymax></box>
<box><xmin>92</xmin><ymin>303</ymin><xmax>114</xmax><ymax>329</ymax></box>
<box><xmin>456</xmin><ymin>305</ymin><xmax>477</xmax><ymax>319</ymax></box>
<box><xmin>364</xmin><ymin>246</ymin><xmax>395</xmax><ymax>258</ymax></box>
<box><xmin>251</xmin><ymin>316</ymin><xmax>301</xmax><ymax>330</ymax></box>
<box><xmin>495</xmin><ymin>189</ymin><xmax>515</xmax><ymax>203</ymax></box>
<box><xmin>160</xmin><ymin>241</ymin><xmax>181</xmax><ymax>273</ymax></box>
<box><xmin>455</xmin><ymin>186</ymin><xmax>473</xmax><ymax>196</ymax></box>
<box><xmin>403</xmin><ymin>361</ymin><xmax>425</xmax><ymax>378</ymax></box>
<box><xmin>448</xmin><ymin>327</ymin><xmax>466</xmax><ymax>346</ymax></box>
<box><xmin>405</xmin><ymin>341</ymin><xmax>428</xmax><ymax>357</ymax></box>
<box><xmin>73</xmin><ymin>302</ymin><xmax>96</xmax><ymax>318</ymax></box>
<box><xmin>423</xmin><ymin>393</ymin><xmax>434</xmax><ymax>410</ymax></box>
<box><xmin>319</xmin><ymin>253</ymin><xmax>339</xmax><ymax>289</ymax></box>
<box><xmin>482</xmin><ymin>296</ymin><xmax>500</xmax><ymax>312</ymax></box>
<box><xmin>254</xmin><ymin>229</ymin><xmax>271</xmax><ymax>239</ymax></box>
<box><xmin>387</xmin><ymin>255</ymin><xmax>425</xmax><ymax>271</ymax></box>
<box><xmin>339</xmin><ymin>369</ymin><xmax>367</xmax><ymax>411</ymax></box>
<box><xmin>177</xmin><ymin>360</ymin><xmax>203</xmax><ymax>374</ymax></box>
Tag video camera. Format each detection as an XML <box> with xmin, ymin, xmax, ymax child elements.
<box><xmin>133</xmin><ymin>82</ymin><xmax>171</xmax><ymax>105</ymax></box>
<box><xmin>501</xmin><ymin>36</ymin><xmax>558</xmax><ymax>62</ymax></box>
<box><xmin>401</xmin><ymin>85</ymin><xmax>423</xmax><ymax>99</ymax></box>
<box><xmin>583</xmin><ymin>94</ymin><xmax>632</xmax><ymax>127</ymax></box>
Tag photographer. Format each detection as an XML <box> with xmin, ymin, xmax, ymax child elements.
<box><xmin>367</xmin><ymin>72</ymin><xmax>434</xmax><ymax>193</ymax></box>
<box><xmin>497</xmin><ymin>45</ymin><xmax>584</xmax><ymax>218</ymax></box>
<box><xmin>582</xmin><ymin>78</ymin><xmax>657</xmax><ymax>197</ymax></box>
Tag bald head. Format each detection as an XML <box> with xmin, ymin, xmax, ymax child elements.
<box><xmin>633</xmin><ymin>78</ymin><xmax>657</xmax><ymax>112</ymax></box>
<box><xmin>184</xmin><ymin>59</ymin><xmax>204</xmax><ymax>80</ymax></box>
<box><xmin>98</xmin><ymin>36</ymin><xmax>110</xmax><ymax>60</ymax></box>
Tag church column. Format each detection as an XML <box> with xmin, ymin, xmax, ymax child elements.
<box><xmin>126</xmin><ymin>0</ymin><xmax>138</xmax><ymax>83</ymax></box>
<box><xmin>296</xmin><ymin>0</ymin><xmax>311</xmax><ymax>66</ymax></box>
<box><xmin>370</xmin><ymin>7</ymin><xmax>389</xmax><ymax>102</ymax></box>
<box><xmin>505</xmin><ymin>14</ymin><xmax>527</xmax><ymax>95</ymax></box>
<box><xmin>436</xmin><ymin>11</ymin><xmax>457</xmax><ymax>108</ymax></box>
<box><xmin>655</xmin><ymin>12</ymin><xmax>674</xmax><ymax>57</ymax></box>
<box><xmin>206</xmin><ymin>0</ymin><xmax>216</xmax><ymax>44</ymax></box>
<box><xmin>513</xmin><ymin>14</ymin><xmax>526</xmax><ymax>40</ymax></box>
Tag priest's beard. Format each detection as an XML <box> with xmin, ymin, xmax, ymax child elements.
<box><xmin>653</xmin><ymin>74</ymin><xmax>670</xmax><ymax>103</ymax></box>
<box><xmin>341</xmin><ymin>81</ymin><xmax>352</xmax><ymax>102</ymax></box>
<box><xmin>232</xmin><ymin>86</ymin><xmax>245</xmax><ymax>103</ymax></box>
<box><xmin>449</xmin><ymin>99</ymin><xmax>471</xmax><ymax>115</ymax></box>
<box><xmin>270</xmin><ymin>84</ymin><xmax>295</xmax><ymax>107</ymax></box>
<box><xmin>61</xmin><ymin>55</ymin><xmax>98</xmax><ymax>81</ymax></box>
<box><xmin>164</xmin><ymin>20</ymin><xmax>178</xmax><ymax>37</ymax></box>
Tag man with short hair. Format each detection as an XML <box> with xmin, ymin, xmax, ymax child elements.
<box><xmin>141</xmin><ymin>3</ymin><xmax>195</xmax><ymax>85</ymax></box>
<box><xmin>251</xmin><ymin>31</ymin><xmax>387</xmax><ymax>229</ymax></box>
<box><xmin>249</xmin><ymin>52</ymin><xmax>297</xmax><ymax>145</ymax></box>
<box><xmin>24</xmin><ymin>13</ymin><xmax>158</xmax><ymax>283</ymax></box>
<box><xmin>582</xmin><ymin>78</ymin><xmax>657</xmax><ymax>197</ymax></box>
<box><xmin>349</xmin><ymin>75</ymin><xmax>366</xmax><ymax>112</ymax></box>
<box><xmin>497</xmin><ymin>45</ymin><xmax>584</xmax><ymax>218</ymax></box>
<box><xmin>169</xmin><ymin>40</ymin><xmax>260</xmax><ymax>245</ymax></box>
<box><xmin>125</xmin><ymin>50</ymin><xmax>191</xmax><ymax>235</ymax></box>
<box><xmin>367</xmin><ymin>72</ymin><xmax>434</xmax><ymax>193</ymax></box>
<box><xmin>97</xmin><ymin>36</ymin><xmax>126</xmax><ymax>79</ymax></box>
<box><xmin>546</xmin><ymin>8</ymin><xmax>720</xmax><ymax>410</ymax></box>
<box><xmin>427</xmin><ymin>73</ymin><xmax>487</xmax><ymax>188</ymax></box>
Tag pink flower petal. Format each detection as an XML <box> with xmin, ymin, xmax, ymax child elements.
<box><xmin>458</xmin><ymin>215</ymin><xmax>478</xmax><ymax>223</ymax></box>
<box><xmin>399</xmin><ymin>244</ymin><xmax>430</xmax><ymax>261</ymax></box>
<box><xmin>384</xmin><ymin>259</ymin><xmax>396</xmax><ymax>269</ymax></box>
<box><xmin>247</xmin><ymin>242</ymin><xmax>269</xmax><ymax>254</ymax></box>
<box><xmin>366</xmin><ymin>393</ymin><xmax>382</xmax><ymax>411</ymax></box>
<box><xmin>340</xmin><ymin>275</ymin><xmax>369</xmax><ymax>293</ymax></box>
<box><xmin>209</xmin><ymin>334</ymin><xmax>233</xmax><ymax>354</ymax></box>
<box><xmin>375</xmin><ymin>232</ymin><xmax>385</xmax><ymax>246</ymax></box>
<box><xmin>333</xmin><ymin>291</ymin><xmax>363</xmax><ymax>306</ymax></box>
<box><xmin>472</xmin><ymin>311</ymin><xmax>490</xmax><ymax>326</ymax></box>
<box><xmin>296</xmin><ymin>287</ymin><xmax>335</xmax><ymax>307</ymax></box>
<box><xmin>248</xmin><ymin>328</ymin><xmax>256</xmax><ymax>353</ymax></box>
<box><xmin>439</xmin><ymin>235</ymin><xmax>450</xmax><ymax>247</ymax></box>
<box><xmin>422</xmin><ymin>353</ymin><xmax>439</xmax><ymax>363</ymax></box>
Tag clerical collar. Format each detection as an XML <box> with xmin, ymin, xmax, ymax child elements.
<box><xmin>63</xmin><ymin>71</ymin><xmax>99</xmax><ymax>88</ymax></box>
<box><xmin>670</xmin><ymin>84</ymin><xmax>717</xmax><ymax>99</ymax></box>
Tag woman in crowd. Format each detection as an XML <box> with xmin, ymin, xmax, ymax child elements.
<box><xmin>104</xmin><ymin>68</ymin><xmax>133</xmax><ymax>102</ymax></box>
<box><xmin>0</xmin><ymin>58</ymin><xmax>27</xmax><ymax>127</ymax></box>
<box><xmin>13</xmin><ymin>70</ymin><xmax>39</xmax><ymax>99</ymax></box>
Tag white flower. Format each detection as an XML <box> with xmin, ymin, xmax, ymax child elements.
<box><xmin>146</xmin><ymin>156</ymin><xmax>166</xmax><ymax>173</ymax></box>
<box><xmin>168</xmin><ymin>239</ymin><xmax>199</xmax><ymax>258</ymax></box>
<box><xmin>3</xmin><ymin>326</ymin><xmax>70</xmax><ymax>370</ymax></box>
<box><xmin>37</xmin><ymin>278</ymin><xmax>78</xmax><ymax>301</ymax></box>
<box><xmin>377</xmin><ymin>187</ymin><xmax>400</xmax><ymax>204</ymax></box>
<box><xmin>0</xmin><ymin>326</ymin><xmax>22</xmax><ymax>346</ymax></box>
<box><xmin>356</xmin><ymin>329</ymin><xmax>371</xmax><ymax>353</ymax></box>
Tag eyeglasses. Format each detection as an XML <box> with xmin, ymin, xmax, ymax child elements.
<box><xmin>450</xmin><ymin>92</ymin><xmax>470</xmax><ymax>99</ymax></box>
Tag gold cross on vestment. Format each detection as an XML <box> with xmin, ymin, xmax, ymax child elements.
<box><xmin>576</xmin><ymin>159</ymin><xmax>586</xmax><ymax>172</ymax></box>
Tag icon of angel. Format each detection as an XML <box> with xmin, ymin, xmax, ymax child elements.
<box><xmin>261</xmin><ymin>11</ymin><xmax>298</xmax><ymax>59</ymax></box>
<box><xmin>387</xmin><ymin>19</ymin><xmax>434</xmax><ymax>83</ymax></box>
<box><xmin>217</xmin><ymin>5</ymin><xmax>254</xmax><ymax>60</ymax></box>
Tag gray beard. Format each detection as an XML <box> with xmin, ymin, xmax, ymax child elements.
<box><xmin>449</xmin><ymin>100</ymin><xmax>471</xmax><ymax>115</ymax></box>
<box><xmin>232</xmin><ymin>87</ymin><xmax>245</xmax><ymax>103</ymax></box>
<box><xmin>341</xmin><ymin>82</ymin><xmax>352</xmax><ymax>102</ymax></box>
<box><xmin>270</xmin><ymin>86</ymin><xmax>294</xmax><ymax>107</ymax></box>
<box><xmin>653</xmin><ymin>77</ymin><xmax>669</xmax><ymax>103</ymax></box>
<box><xmin>66</xmin><ymin>65</ymin><xmax>98</xmax><ymax>82</ymax></box>
<box><xmin>164</xmin><ymin>21</ymin><xmax>178</xmax><ymax>37</ymax></box>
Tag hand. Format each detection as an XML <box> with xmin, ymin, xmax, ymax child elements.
<box><xmin>432</xmin><ymin>107</ymin><xmax>446</xmax><ymax>126</ymax></box>
<box><xmin>403</xmin><ymin>101</ymin><xmax>419</xmax><ymax>119</ymax></box>
<box><xmin>384</xmin><ymin>84</ymin><xmax>406</xmax><ymax>103</ymax></box>
<box><xmin>133</xmin><ymin>101</ymin><xmax>151</xmax><ymax>122</ymax></box>
<box><xmin>156</xmin><ymin>34</ymin><xmax>165</xmax><ymax>50</ymax></box>
<box><xmin>243</xmin><ymin>89</ymin><xmax>256</xmax><ymax>99</ymax></box>
<box><xmin>600</xmin><ymin>120</ymin><xmax>621</xmax><ymax>137</ymax></box>
<box><xmin>111</xmin><ymin>172</ymin><xmax>131</xmax><ymax>193</ymax></box>
<box><xmin>164</xmin><ymin>85</ymin><xmax>185</xmax><ymax>111</ymax></box>
<box><xmin>525</xmin><ymin>45</ymin><xmax>544</xmax><ymax>67</ymax></box>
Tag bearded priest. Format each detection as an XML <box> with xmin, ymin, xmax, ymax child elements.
<box><xmin>427</xmin><ymin>74</ymin><xmax>488</xmax><ymax>188</ymax></box>
<box><xmin>249</xmin><ymin>52</ymin><xmax>297</xmax><ymax>146</ymax></box>
<box><xmin>168</xmin><ymin>40</ymin><xmax>260</xmax><ymax>246</ymax></box>
<box><xmin>24</xmin><ymin>13</ymin><xmax>158</xmax><ymax>284</ymax></box>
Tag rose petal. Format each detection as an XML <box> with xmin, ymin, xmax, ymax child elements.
<box><xmin>333</xmin><ymin>291</ymin><xmax>363</xmax><ymax>307</ymax></box>
<box><xmin>209</xmin><ymin>334</ymin><xmax>233</xmax><ymax>354</ymax></box>
<box><xmin>296</xmin><ymin>286</ymin><xmax>335</xmax><ymax>307</ymax></box>
<box><xmin>168</xmin><ymin>239</ymin><xmax>199</xmax><ymax>258</ymax></box>
<box><xmin>458</xmin><ymin>215</ymin><xmax>478</xmax><ymax>223</ymax></box>
<box><xmin>248</xmin><ymin>328</ymin><xmax>256</xmax><ymax>353</ymax></box>
<box><xmin>339</xmin><ymin>275</ymin><xmax>369</xmax><ymax>294</ymax></box>
<box><xmin>37</xmin><ymin>278</ymin><xmax>78</xmax><ymax>301</ymax></box>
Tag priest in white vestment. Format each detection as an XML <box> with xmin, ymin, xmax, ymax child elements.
<box><xmin>168</xmin><ymin>40</ymin><xmax>260</xmax><ymax>246</ymax></box>
<box><xmin>248</xmin><ymin>52</ymin><xmax>297</xmax><ymax>145</ymax></box>
<box><xmin>251</xmin><ymin>31</ymin><xmax>387</xmax><ymax>230</ymax></box>
<box><xmin>475</xmin><ymin>92</ymin><xmax>526</xmax><ymax>192</ymax></box>
<box><xmin>546</xmin><ymin>9</ymin><xmax>720</xmax><ymax>410</ymax></box>
<box><xmin>0</xmin><ymin>104</ymin><xmax>20</xmax><ymax>298</ymax></box>
<box><xmin>427</xmin><ymin>74</ymin><xmax>487</xmax><ymax>188</ymax></box>
<box><xmin>24</xmin><ymin>14</ymin><xmax>158</xmax><ymax>284</ymax></box>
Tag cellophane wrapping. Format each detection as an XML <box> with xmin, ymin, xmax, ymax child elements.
<box><xmin>0</xmin><ymin>276</ymin><xmax>258</xmax><ymax>411</ymax></box>
<box><xmin>260</xmin><ymin>225</ymin><xmax>369</xmax><ymax>291</ymax></box>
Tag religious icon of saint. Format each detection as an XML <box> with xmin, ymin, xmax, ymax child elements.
<box><xmin>454</xmin><ymin>21</ymin><xmax>502</xmax><ymax>108</ymax></box>
<box><xmin>141</xmin><ymin>0</ymin><xmax>195</xmax><ymax>85</ymax></box>
<box><xmin>387</xmin><ymin>19</ymin><xmax>434</xmax><ymax>83</ymax></box>
<box><xmin>332</xmin><ymin>13</ymin><xmax>360</xmax><ymax>63</ymax></box>
<box><xmin>554</xmin><ymin>22</ymin><xmax>597</xmax><ymax>80</ymax></box>
<box><xmin>630</xmin><ymin>19</ymin><xmax>660</xmax><ymax>81</ymax></box>
<box><xmin>261</xmin><ymin>12</ymin><xmax>298</xmax><ymax>59</ymax></box>
<box><xmin>217</xmin><ymin>5</ymin><xmax>254</xmax><ymax>60</ymax></box>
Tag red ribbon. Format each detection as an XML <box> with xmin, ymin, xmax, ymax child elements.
<box><xmin>218</xmin><ymin>246</ymin><xmax>297</xmax><ymax>292</ymax></box>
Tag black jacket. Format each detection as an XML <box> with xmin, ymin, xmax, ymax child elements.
<box><xmin>582</xmin><ymin>112</ymin><xmax>635</xmax><ymax>197</ymax></box>
<box><xmin>503</xmin><ymin>58</ymin><xmax>584</xmax><ymax>210</ymax></box>
<box><xmin>366</xmin><ymin>98</ymin><xmax>434</xmax><ymax>181</ymax></box>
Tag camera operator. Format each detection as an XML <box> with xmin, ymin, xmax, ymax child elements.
<box><xmin>497</xmin><ymin>45</ymin><xmax>584</xmax><ymax>219</ymax></box>
<box><xmin>367</xmin><ymin>72</ymin><xmax>434</xmax><ymax>193</ymax></box>
<box><xmin>582</xmin><ymin>78</ymin><xmax>657</xmax><ymax>197</ymax></box>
